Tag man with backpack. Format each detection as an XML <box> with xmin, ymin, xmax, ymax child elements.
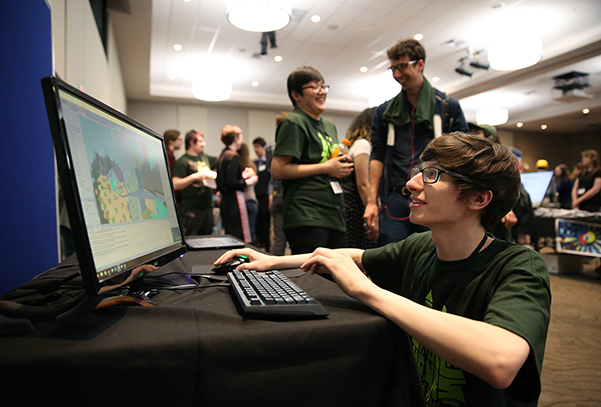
<box><xmin>364</xmin><ymin>38</ymin><xmax>469</xmax><ymax>245</ymax></box>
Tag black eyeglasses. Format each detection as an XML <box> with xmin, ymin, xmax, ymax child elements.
<box><xmin>388</xmin><ymin>60</ymin><xmax>417</xmax><ymax>74</ymax></box>
<box><xmin>302</xmin><ymin>84</ymin><xmax>330</xmax><ymax>94</ymax></box>
<box><xmin>410</xmin><ymin>166</ymin><xmax>478</xmax><ymax>185</ymax></box>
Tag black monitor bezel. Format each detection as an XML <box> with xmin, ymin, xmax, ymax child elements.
<box><xmin>41</xmin><ymin>76</ymin><xmax>187</xmax><ymax>296</ymax></box>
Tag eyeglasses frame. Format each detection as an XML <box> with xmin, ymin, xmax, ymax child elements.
<box><xmin>410</xmin><ymin>166</ymin><xmax>479</xmax><ymax>186</ymax></box>
<box><xmin>301</xmin><ymin>84</ymin><xmax>330</xmax><ymax>94</ymax></box>
<box><xmin>388</xmin><ymin>60</ymin><xmax>418</xmax><ymax>74</ymax></box>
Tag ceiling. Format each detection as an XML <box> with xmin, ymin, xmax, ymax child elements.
<box><xmin>111</xmin><ymin>0</ymin><xmax>601</xmax><ymax>134</ymax></box>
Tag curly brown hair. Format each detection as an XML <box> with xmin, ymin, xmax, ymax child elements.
<box><xmin>386</xmin><ymin>38</ymin><xmax>426</xmax><ymax>63</ymax></box>
<box><xmin>346</xmin><ymin>107</ymin><xmax>376</xmax><ymax>145</ymax></box>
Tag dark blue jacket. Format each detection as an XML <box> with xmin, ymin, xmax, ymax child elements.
<box><xmin>371</xmin><ymin>88</ymin><xmax>468</xmax><ymax>203</ymax></box>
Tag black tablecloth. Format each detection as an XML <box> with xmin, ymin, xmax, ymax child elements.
<box><xmin>0</xmin><ymin>248</ymin><xmax>424</xmax><ymax>407</ymax></box>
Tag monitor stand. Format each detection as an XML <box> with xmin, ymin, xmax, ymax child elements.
<box><xmin>96</xmin><ymin>275</ymin><xmax>156</xmax><ymax>308</ymax></box>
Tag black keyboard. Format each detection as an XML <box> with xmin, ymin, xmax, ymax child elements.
<box><xmin>226</xmin><ymin>269</ymin><xmax>329</xmax><ymax>318</ymax></box>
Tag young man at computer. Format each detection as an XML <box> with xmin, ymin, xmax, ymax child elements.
<box><xmin>215</xmin><ymin>132</ymin><xmax>551</xmax><ymax>406</ymax></box>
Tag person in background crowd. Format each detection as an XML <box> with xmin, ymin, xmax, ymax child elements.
<box><xmin>216</xmin><ymin>132</ymin><xmax>551</xmax><ymax>407</ymax></box>
<box><xmin>265</xmin><ymin>112</ymin><xmax>289</xmax><ymax>255</ymax></box>
<box><xmin>172</xmin><ymin>130</ymin><xmax>217</xmax><ymax>236</ymax></box>
<box><xmin>535</xmin><ymin>159</ymin><xmax>557</xmax><ymax>207</ymax></box>
<box><xmin>571</xmin><ymin>149</ymin><xmax>601</xmax><ymax>212</ymax></box>
<box><xmin>163</xmin><ymin>129</ymin><xmax>183</xmax><ymax>174</ymax></box>
<box><xmin>253</xmin><ymin>137</ymin><xmax>271</xmax><ymax>252</ymax></box>
<box><xmin>468</xmin><ymin>123</ymin><xmax>518</xmax><ymax>241</ymax></box>
<box><xmin>554</xmin><ymin>164</ymin><xmax>573</xmax><ymax>209</ymax></box>
<box><xmin>238</xmin><ymin>143</ymin><xmax>259</xmax><ymax>245</ymax></box>
<box><xmin>216</xmin><ymin>125</ymin><xmax>258</xmax><ymax>241</ymax></box>
<box><xmin>571</xmin><ymin>163</ymin><xmax>583</xmax><ymax>181</ymax></box>
<box><xmin>365</xmin><ymin>38</ymin><xmax>469</xmax><ymax>246</ymax></box>
<box><xmin>272</xmin><ymin>66</ymin><xmax>353</xmax><ymax>254</ymax></box>
<box><xmin>343</xmin><ymin>107</ymin><xmax>378</xmax><ymax>249</ymax></box>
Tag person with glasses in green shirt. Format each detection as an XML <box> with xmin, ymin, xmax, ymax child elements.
<box><xmin>271</xmin><ymin>66</ymin><xmax>354</xmax><ymax>254</ymax></box>
<box><xmin>217</xmin><ymin>132</ymin><xmax>551</xmax><ymax>406</ymax></box>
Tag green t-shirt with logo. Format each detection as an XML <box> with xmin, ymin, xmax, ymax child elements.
<box><xmin>362</xmin><ymin>231</ymin><xmax>551</xmax><ymax>407</ymax></box>
<box><xmin>274</xmin><ymin>107</ymin><xmax>345</xmax><ymax>232</ymax></box>
<box><xmin>172</xmin><ymin>153</ymin><xmax>217</xmax><ymax>209</ymax></box>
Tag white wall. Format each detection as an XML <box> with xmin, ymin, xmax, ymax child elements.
<box><xmin>127</xmin><ymin>100</ymin><xmax>357</xmax><ymax>158</ymax></box>
<box><xmin>49</xmin><ymin>0</ymin><xmax>126</xmax><ymax>112</ymax></box>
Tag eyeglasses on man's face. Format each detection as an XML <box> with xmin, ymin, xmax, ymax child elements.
<box><xmin>410</xmin><ymin>166</ymin><xmax>477</xmax><ymax>185</ymax></box>
<box><xmin>302</xmin><ymin>84</ymin><xmax>330</xmax><ymax>94</ymax></box>
<box><xmin>388</xmin><ymin>60</ymin><xmax>418</xmax><ymax>74</ymax></box>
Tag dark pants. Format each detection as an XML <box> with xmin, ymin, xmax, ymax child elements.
<box><xmin>255</xmin><ymin>194</ymin><xmax>271</xmax><ymax>251</ymax></box>
<box><xmin>179</xmin><ymin>207</ymin><xmax>214</xmax><ymax>236</ymax></box>
<box><xmin>285</xmin><ymin>226</ymin><xmax>347</xmax><ymax>255</ymax></box>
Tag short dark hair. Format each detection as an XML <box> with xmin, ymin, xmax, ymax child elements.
<box><xmin>163</xmin><ymin>129</ymin><xmax>180</xmax><ymax>145</ymax></box>
<box><xmin>253</xmin><ymin>137</ymin><xmax>266</xmax><ymax>147</ymax></box>
<box><xmin>287</xmin><ymin>66</ymin><xmax>324</xmax><ymax>106</ymax></box>
<box><xmin>220</xmin><ymin>125</ymin><xmax>241</xmax><ymax>146</ymax></box>
<box><xmin>185</xmin><ymin>130</ymin><xmax>202</xmax><ymax>150</ymax></box>
<box><xmin>387</xmin><ymin>38</ymin><xmax>426</xmax><ymax>63</ymax></box>
<box><xmin>420</xmin><ymin>132</ymin><xmax>520</xmax><ymax>228</ymax></box>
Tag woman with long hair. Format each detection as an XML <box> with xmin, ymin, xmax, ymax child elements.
<box><xmin>238</xmin><ymin>143</ymin><xmax>259</xmax><ymax>244</ymax></box>
<box><xmin>571</xmin><ymin>149</ymin><xmax>601</xmax><ymax>212</ymax></box>
<box><xmin>554</xmin><ymin>164</ymin><xmax>573</xmax><ymax>209</ymax></box>
<box><xmin>343</xmin><ymin>107</ymin><xmax>377</xmax><ymax>249</ymax></box>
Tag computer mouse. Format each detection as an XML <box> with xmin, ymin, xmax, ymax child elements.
<box><xmin>211</xmin><ymin>255</ymin><xmax>250</xmax><ymax>275</ymax></box>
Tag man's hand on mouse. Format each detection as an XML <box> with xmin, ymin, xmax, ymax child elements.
<box><xmin>214</xmin><ymin>249</ymin><xmax>273</xmax><ymax>272</ymax></box>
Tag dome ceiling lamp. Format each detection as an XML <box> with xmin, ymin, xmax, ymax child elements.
<box><xmin>192</xmin><ymin>61</ymin><xmax>232</xmax><ymax>102</ymax></box>
<box><xmin>476</xmin><ymin>108</ymin><xmax>509</xmax><ymax>126</ymax></box>
<box><xmin>488</xmin><ymin>35</ymin><xmax>543</xmax><ymax>71</ymax></box>
<box><xmin>227</xmin><ymin>1</ymin><xmax>292</xmax><ymax>33</ymax></box>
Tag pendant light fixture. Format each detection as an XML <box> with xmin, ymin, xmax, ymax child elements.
<box><xmin>227</xmin><ymin>1</ymin><xmax>292</xmax><ymax>32</ymax></box>
<box><xmin>488</xmin><ymin>35</ymin><xmax>543</xmax><ymax>71</ymax></box>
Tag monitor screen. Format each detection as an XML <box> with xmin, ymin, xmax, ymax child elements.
<box><xmin>42</xmin><ymin>76</ymin><xmax>186</xmax><ymax>296</ymax></box>
<box><xmin>520</xmin><ymin>171</ymin><xmax>554</xmax><ymax>207</ymax></box>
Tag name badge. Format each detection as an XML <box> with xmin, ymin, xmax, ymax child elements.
<box><xmin>330</xmin><ymin>180</ymin><xmax>343</xmax><ymax>194</ymax></box>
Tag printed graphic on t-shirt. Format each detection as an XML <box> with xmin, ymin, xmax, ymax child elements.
<box><xmin>317</xmin><ymin>131</ymin><xmax>335</xmax><ymax>163</ymax></box>
<box><xmin>412</xmin><ymin>290</ymin><xmax>467</xmax><ymax>405</ymax></box>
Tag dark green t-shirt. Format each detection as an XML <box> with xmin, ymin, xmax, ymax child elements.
<box><xmin>274</xmin><ymin>107</ymin><xmax>345</xmax><ymax>232</ymax></box>
<box><xmin>172</xmin><ymin>153</ymin><xmax>217</xmax><ymax>209</ymax></box>
<box><xmin>362</xmin><ymin>231</ymin><xmax>551</xmax><ymax>407</ymax></box>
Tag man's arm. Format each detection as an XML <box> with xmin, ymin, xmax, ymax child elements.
<box><xmin>172</xmin><ymin>172</ymin><xmax>205</xmax><ymax>191</ymax></box>
<box><xmin>271</xmin><ymin>155</ymin><xmax>353</xmax><ymax>180</ymax></box>
<box><xmin>300</xmin><ymin>248</ymin><xmax>531</xmax><ymax>390</ymax></box>
<box><xmin>364</xmin><ymin>159</ymin><xmax>383</xmax><ymax>233</ymax></box>
<box><xmin>364</xmin><ymin>105</ymin><xmax>387</xmax><ymax>234</ymax></box>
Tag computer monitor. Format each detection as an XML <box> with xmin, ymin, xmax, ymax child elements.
<box><xmin>520</xmin><ymin>171</ymin><xmax>554</xmax><ymax>207</ymax></box>
<box><xmin>42</xmin><ymin>76</ymin><xmax>186</xmax><ymax>297</ymax></box>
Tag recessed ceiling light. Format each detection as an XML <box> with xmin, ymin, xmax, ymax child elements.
<box><xmin>173</xmin><ymin>44</ymin><xmax>183</xmax><ymax>51</ymax></box>
<box><xmin>516</xmin><ymin>122</ymin><xmax>523</xmax><ymax>128</ymax></box>
<box><xmin>183</xmin><ymin>0</ymin><xmax>191</xmax><ymax>3</ymax></box>
<box><xmin>431</xmin><ymin>76</ymin><xmax>440</xmax><ymax>83</ymax></box>
<box><xmin>168</xmin><ymin>74</ymin><xmax>176</xmax><ymax>80</ymax></box>
<box><xmin>541</xmin><ymin>124</ymin><xmax>548</xmax><ymax>130</ymax></box>
<box><xmin>311</xmin><ymin>15</ymin><xmax>321</xmax><ymax>23</ymax></box>
<box><xmin>360</xmin><ymin>66</ymin><xmax>368</xmax><ymax>73</ymax></box>
<box><xmin>274</xmin><ymin>55</ymin><xmax>283</xmax><ymax>62</ymax></box>
<box><xmin>583</xmin><ymin>108</ymin><xmax>590</xmax><ymax>115</ymax></box>
<box><xmin>414</xmin><ymin>33</ymin><xmax>423</xmax><ymax>41</ymax></box>
<box><xmin>251</xmin><ymin>81</ymin><xmax>259</xmax><ymax>87</ymax></box>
